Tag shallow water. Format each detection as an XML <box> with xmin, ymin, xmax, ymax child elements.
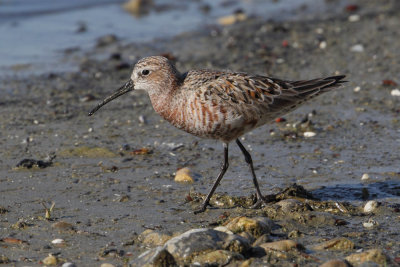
<box><xmin>0</xmin><ymin>0</ymin><xmax>346</xmax><ymax>76</ymax></box>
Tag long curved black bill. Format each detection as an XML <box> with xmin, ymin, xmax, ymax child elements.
<box><xmin>88</xmin><ymin>80</ymin><xmax>134</xmax><ymax>116</ymax></box>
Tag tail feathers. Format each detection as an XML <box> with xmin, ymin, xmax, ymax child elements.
<box><xmin>290</xmin><ymin>75</ymin><xmax>346</xmax><ymax>98</ymax></box>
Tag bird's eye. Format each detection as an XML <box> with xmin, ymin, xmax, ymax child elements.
<box><xmin>141</xmin><ymin>69</ymin><xmax>150</xmax><ymax>76</ymax></box>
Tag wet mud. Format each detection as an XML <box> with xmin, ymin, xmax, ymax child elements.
<box><xmin>1</xmin><ymin>0</ymin><xmax>399</xmax><ymax>266</ymax></box>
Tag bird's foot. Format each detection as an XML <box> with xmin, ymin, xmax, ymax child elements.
<box><xmin>194</xmin><ymin>201</ymin><xmax>209</xmax><ymax>214</ymax></box>
<box><xmin>249</xmin><ymin>194</ymin><xmax>276</xmax><ymax>209</ymax></box>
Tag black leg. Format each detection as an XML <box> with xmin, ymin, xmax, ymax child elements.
<box><xmin>194</xmin><ymin>143</ymin><xmax>229</xmax><ymax>214</ymax></box>
<box><xmin>236</xmin><ymin>139</ymin><xmax>267</xmax><ymax>208</ymax></box>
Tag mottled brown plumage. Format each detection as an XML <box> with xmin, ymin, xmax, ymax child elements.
<box><xmin>89</xmin><ymin>56</ymin><xmax>346</xmax><ymax>213</ymax></box>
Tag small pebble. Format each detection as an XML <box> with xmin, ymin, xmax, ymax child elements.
<box><xmin>364</xmin><ymin>200</ymin><xmax>378</xmax><ymax>213</ymax></box>
<box><xmin>217</xmin><ymin>12</ymin><xmax>247</xmax><ymax>26</ymax></box>
<box><xmin>62</xmin><ymin>263</ymin><xmax>77</xmax><ymax>267</ymax></box>
<box><xmin>304</xmin><ymin>131</ymin><xmax>316</xmax><ymax>138</ymax></box>
<box><xmin>42</xmin><ymin>255</ymin><xmax>57</xmax><ymax>265</ymax></box>
<box><xmin>391</xmin><ymin>89</ymin><xmax>400</xmax><ymax>96</ymax></box>
<box><xmin>100</xmin><ymin>264</ymin><xmax>115</xmax><ymax>267</ymax></box>
<box><xmin>51</xmin><ymin>238</ymin><xmax>65</xmax><ymax>245</ymax></box>
<box><xmin>350</xmin><ymin>44</ymin><xmax>364</xmax><ymax>53</ymax></box>
<box><xmin>174</xmin><ymin>167</ymin><xmax>194</xmax><ymax>183</ymax></box>
<box><xmin>348</xmin><ymin>14</ymin><xmax>360</xmax><ymax>22</ymax></box>
<box><xmin>353</xmin><ymin>86</ymin><xmax>361</xmax><ymax>92</ymax></box>
<box><xmin>319</xmin><ymin>41</ymin><xmax>327</xmax><ymax>49</ymax></box>
<box><xmin>79</xmin><ymin>94</ymin><xmax>95</xmax><ymax>102</ymax></box>
<box><xmin>139</xmin><ymin>115</ymin><xmax>146</xmax><ymax>123</ymax></box>
<box><xmin>361</xmin><ymin>173</ymin><xmax>370</xmax><ymax>180</ymax></box>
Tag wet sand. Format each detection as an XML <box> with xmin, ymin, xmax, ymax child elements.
<box><xmin>1</xmin><ymin>0</ymin><xmax>400</xmax><ymax>266</ymax></box>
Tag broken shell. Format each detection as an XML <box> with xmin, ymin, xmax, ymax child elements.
<box><xmin>363</xmin><ymin>200</ymin><xmax>378</xmax><ymax>213</ymax></box>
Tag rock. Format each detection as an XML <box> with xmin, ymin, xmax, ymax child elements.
<box><xmin>0</xmin><ymin>206</ymin><xmax>8</xmax><ymax>214</ymax></box>
<box><xmin>224</xmin><ymin>216</ymin><xmax>272</xmax><ymax>238</ymax></box>
<box><xmin>275</xmin><ymin>199</ymin><xmax>310</xmax><ymax>213</ymax></box>
<box><xmin>361</xmin><ymin>173</ymin><xmax>370</xmax><ymax>180</ymax></box>
<box><xmin>252</xmin><ymin>234</ymin><xmax>271</xmax><ymax>246</ymax></box>
<box><xmin>163</xmin><ymin>228</ymin><xmax>250</xmax><ymax>264</ymax></box>
<box><xmin>100</xmin><ymin>264</ymin><xmax>115</xmax><ymax>267</ymax></box>
<box><xmin>238</xmin><ymin>231</ymin><xmax>255</xmax><ymax>244</ymax></box>
<box><xmin>304</xmin><ymin>131</ymin><xmax>316</xmax><ymax>138</ymax></box>
<box><xmin>61</xmin><ymin>263</ymin><xmax>77</xmax><ymax>267</ymax></box>
<box><xmin>16</xmin><ymin>158</ymin><xmax>53</xmax><ymax>169</ymax></box>
<box><xmin>297</xmin><ymin>211</ymin><xmax>343</xmax><ymax>227</ymax></box>
<box><xmin>391</xmin><ymin>89</ymin><xmax>400</xmax><ymax>96</ymax></box>
<box><xmin>138</xmin><ymin>229</ymin><xmax>172</xmax><ymax>246</ymax></box>
<box><xmin>213</xmin><ymin>226</ymin><xmax>233</xmax><ymax>235</ymax></box>
<box><xmin>174</xmin><ymin>167</ymin><xmax>194</xmax><ymax>183</ymax></box>
<box><xmin>363</xmin><ymin>200</ymin><xmax>378</xmax><ymax>213</ymax></box>
<box><xmin>217</xmin><ymin>12</ymin><xmax>247</xmax><ymax>26</ymax></box>
<box><xmin>51</xmin><ymin>238</ymin><xmax>65</xmax><ymax>246</ymax></box>
<box><xmin>259</xmin><ymin>240</ymin><xmax>303</xmax><ymax>252</ymax></box>
<box><xmin>313</xmin><ymin>237</ymin><xmax>354</xmax><ymax>251</ymax></box>
<box><xmin>123</xmin><ymin>0</ymin><xmax>153</xmax><ymax>16</ymax></box>
<box><xmin>350</xmin><ymin>44</ymin><xmax>364</xmax><ymax>53</ymax></box>
<box><xmin>42</xmin><ymin>255</ymin><xmax>58</xmax><ymax>265</ymax></box>
<box><xmin>288</xmin><ymin>230</ymin><xmax>303</xmax><ymax>238</ymax></box>
<box><xmin>52</xmin><ymin>221</ymin><xmax>75</xmax><ymax>231</ymax></box>
<box><xmin>348</xmin><ymin>14</ymin><xmax>360</xmax><ymax>22</ymax></box>
<box><xmin>96</xmin><ymin>34</ymin><xmax>118</xmax><ymax>47</ymax></box>
<box><xmin>0</xmin><ymin>255</ymin><xmax>10</xmax><ymax>264</ymax></box>
<box><xmin>320</xmin><ymin>259</ymin><xmax>351</xmax><ymax>267</ymax></box>
<box><xmin>345</xmin><ymin>249</ymin><xmax>391</xmax><ymax>266</ymax></box>
<box><xmin>192</xmin><ymin>250</ymin><xmax>244</xmax><ymax>266</ymax></box>
<box><xmin>131</xmin><ymin>247</ymin><xmax>176</xmax><ymax>267</ymax></box>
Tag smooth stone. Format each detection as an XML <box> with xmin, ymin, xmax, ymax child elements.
<box><xmin>174</xmin><ymin>167</ymin><xmax>194</xmax><ymax>183</ymax></box>
<box><xmin>345</xmin><ymin>249</ymin><xmax>391</xmax><ymax>266</ymax></box>
<box><xmin>42</xmin><ymin>255</ymin><xmax>57</xmax><ymax>265</ymax></box>
<box><xmin>163</xmin><ymin>228</ymin><xmax>250</xmax><ymax>264</ymax></box>
<box><xmin>224</xmin><ymin>216</ymin><xmax>272</xmax><ymax>238</ymax></box>
<box><xmin>131</xmin><ymin>247</ymin><xmax>176</xmax><ymax>267</ymax></box>
<box><xmin>319</xmin><ymin>259</ymin><xmax>351</xmax><ymax>267</ymax></box>
<box><xmin>192</xmin><ymin>250</ymin><xmax>244</xmax><ymax>266</ymax></box>
<box><xmin>138</xmin><ymin>229</ymin><xmax>172</xmax><ymax>246</ymax></box>
<box><xmin>61</xmin><ymin>263</ymin><xmax>77</xmax><ymax>267</ymax></box>
<box><xmin>361</xmin><ymin>173</ymin><xmax>370</xmax><ymax>180</ymax></box>
<box><xmin>313</xmin><ymin>237</ymin><xmax>354</xmax><ymax>251</ymax></box>
<box><xmin>260</xmin><ymin>240</ymin><xmax>303</xmax><ymax>252</ymax></box>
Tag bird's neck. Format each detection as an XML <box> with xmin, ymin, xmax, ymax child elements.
<box><xmin>148</xmin><ymin>71</ymin><xmax>184</xmax><ymax>114</ymax></box>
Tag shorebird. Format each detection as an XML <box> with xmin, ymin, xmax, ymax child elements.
<box><xmin>89</xmin><ymin>56</ymin><xmax>346</xmax><ymax>213</ymax></box>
